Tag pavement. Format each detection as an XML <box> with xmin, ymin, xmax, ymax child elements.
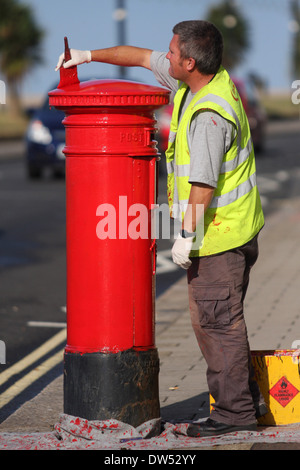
<box><xmin>1</xmin><ymin>188</ymin><xmax>300</xmax><ymax>451</ymax></box>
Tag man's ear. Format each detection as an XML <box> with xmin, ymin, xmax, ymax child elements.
<box><xmin>186</xmin><ymin>57</ymin><xmax>196</xmax><ymax>71</ymax></box>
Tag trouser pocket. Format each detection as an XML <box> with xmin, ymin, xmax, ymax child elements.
<box><xmin>192</xmin><ymin>284</ymin><xmax>230</xmax><ymax>328</ymax></box>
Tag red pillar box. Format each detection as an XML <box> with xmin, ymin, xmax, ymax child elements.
<box><xmin>49</xmin><ymin>39</ymin><xmax>169</xmax><ymax>427</ymax></box>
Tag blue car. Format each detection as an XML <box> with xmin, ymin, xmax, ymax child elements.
<box><xmin>25</xmin><ymin>87</ymin><xmax>65</xmax><ymax>178</ymax></box>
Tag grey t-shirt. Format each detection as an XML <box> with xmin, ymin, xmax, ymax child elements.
<box><xmin>150</xmin><ymin>51</ymin><xmax>235</xmax><ymax>188</ymax></box>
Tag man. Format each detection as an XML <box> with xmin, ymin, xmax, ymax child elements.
<box><xmin>56</xmin><ymin>20</ymin><xmax>266</xmax><ymax>436</ymax></box>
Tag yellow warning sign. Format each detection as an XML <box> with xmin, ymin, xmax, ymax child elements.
<box><xmin>269</xmin><ymin>376</ymin><xmax>299</xmax><ymax>408</ymax></box>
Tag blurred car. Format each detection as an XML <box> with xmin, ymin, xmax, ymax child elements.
<box><xmin>233</xmin><ymin>78</ymin><xmax>267</xmax><ymax>153</ymax></box>
<box><xmin>25</xmin><ymin>87</ymin><xmax>65</xmax><ymax>178</ymax></box>
<box><xmin>156</xmin><ymin>104</ymin><xmax>173</xmax><ymax>157</ymax></box>
<box><xmin>156</xmin><ymin>77</ymin><xmax>267</xmax><ymax>158</ymax></box>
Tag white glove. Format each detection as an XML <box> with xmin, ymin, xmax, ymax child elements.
<box><xmin>171</xmin><ymin>233</ymin><xmax>194</xmax><ymax>270</ymax></box>
<box><xmin>55</xmin><ymin>49</ymin><xmax>92</xmax><ymax>71</ymax></box>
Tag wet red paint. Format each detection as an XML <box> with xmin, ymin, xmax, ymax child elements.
<box><xmin>212</xmin><ymin>214</ymin><xmax>221</xmax><ymax>226</ymax></box>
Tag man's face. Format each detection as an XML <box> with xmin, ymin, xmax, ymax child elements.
<box><xmin>166</xmin><ymin>34</ymin><xmax>187</xmax><ymax>80</ymax></box>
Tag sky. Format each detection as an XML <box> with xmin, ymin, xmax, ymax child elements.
<box><xmin>13</xmin><ymin>0</ymin><xmax>299</xmax><ymax>98</ymax></box>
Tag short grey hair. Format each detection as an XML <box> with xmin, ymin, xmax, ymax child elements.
<box><xmin>172</xmin><ymin>20</ymin><xmax>223</xmax><ymax>75</ymax></box>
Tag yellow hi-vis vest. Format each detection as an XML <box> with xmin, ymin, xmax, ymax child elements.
<box><xmin>166</xmin><ymin>66</ymin><xmax>264</xmax><ymax>257</ymax></box>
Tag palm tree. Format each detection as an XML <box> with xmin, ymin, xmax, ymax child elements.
<box><xmin>205</xmin><ymin>0</ymin><xmax>250</xmax><ymax>72</ymax></box>
<box><xmin>0</xmin><ymin>0</ymin><xmax>44</xmax><ymax>115</ymax></box>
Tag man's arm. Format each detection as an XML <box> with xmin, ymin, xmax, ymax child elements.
<box><xmin>56</xmin><ymin>46</ymin><xmax>153</xmax><ymax>71</ymax></box>
<box><xmin>91</xmin><ymin>46</ymin><xmax>152</xmax><ymax>70</ymax></box>
<box><xmin>182</xmin><ymin>182</ymin><xmax>215</xmax><ymax>233</ymax></box>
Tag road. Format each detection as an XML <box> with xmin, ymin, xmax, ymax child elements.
<box><xmin>0</xmin><ymin>118</ymin><xmax>300</xmax><ymax>422</ymax></box>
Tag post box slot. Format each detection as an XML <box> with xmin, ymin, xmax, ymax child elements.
<box><xmin>145</xmin><ymin>128</ymin><xmax>157</xmax><ymax>147</ymax></box>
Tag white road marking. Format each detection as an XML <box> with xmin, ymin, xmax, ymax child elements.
<box><xmin>0</xmin><ymin>348</ymin><xmax>64</xmax><ymax>408</ymax></box>
<box><xmin>0</xmin><ymin>328</ymin><xmax>66</xmax><ymax>408</ymax></box>
<box><xmin>27</xmin><ymin>321</ymin><xmax>67</xmax><ymax>328</ymax></box>
<box><xmin>156</xmin><ymin>250</ymin><xmax>178</xmax><ymax>274</ymax></box>
<box><xmin>257</xmin><ymin>175</ymin><xmax>281</xmax><ymax>192</ymax></box>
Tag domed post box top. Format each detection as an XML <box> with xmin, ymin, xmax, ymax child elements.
<box><xmin>49</xmin><ymin>37</ymin><xmax>170</xmax><ymax>112</ymax></box>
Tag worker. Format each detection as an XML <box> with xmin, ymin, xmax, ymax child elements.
<box><xmin>55</xmin><ymin>20</ymin><xmax>267</xmax><ymax>437</ymax></box>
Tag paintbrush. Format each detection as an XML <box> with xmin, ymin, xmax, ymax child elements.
<box><xmin>58</xmin><ymin>37</ymin><xmax>80</xmax><ymax>88</ymax></box>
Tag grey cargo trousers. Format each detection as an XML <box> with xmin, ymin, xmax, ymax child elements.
<box><xmin>187</xmin><ymin>235</ymin><xmax>263</xmax><ymax>425</ymax></box>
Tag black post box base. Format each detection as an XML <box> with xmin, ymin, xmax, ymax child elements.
<box><xmin>63</xmin><ymin>348</ymin><xmax>160</xmax><ymax>428</ymax></box>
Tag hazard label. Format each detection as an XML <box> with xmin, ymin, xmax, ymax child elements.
<box><xmin>269</xmin><ymin>376</ymin><xmax>299</xmax><ymax>407</ymax></box>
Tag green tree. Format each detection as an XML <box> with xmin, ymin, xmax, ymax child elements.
<box><xmin>205</xmin><ymin>0</ymin><xmax>250</xmax><ymax>71</ymax></box>
<box><xmin>0</xmin><ymin>0</ymin><xmax>44</xmax><ymax>115</ymax></box>
<box><xmin>290</xmin><ymin>0</ymin><xmax>300</xmax><ymax>79</ymax></box>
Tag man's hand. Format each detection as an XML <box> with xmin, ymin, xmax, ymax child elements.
<box><xmin>172</xmin><ymin>182</ymin><xmax>214</xmax><ymax>269</ymax></box>
<box><xmin>171</xmin><ymin>233</ymin><xmax>194</xmax><ymax>270</ymax></box>
<box><xmin>55</xmin><ymin>49</ymin><xmax>92</xmax><ymax>71</ymax></box>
